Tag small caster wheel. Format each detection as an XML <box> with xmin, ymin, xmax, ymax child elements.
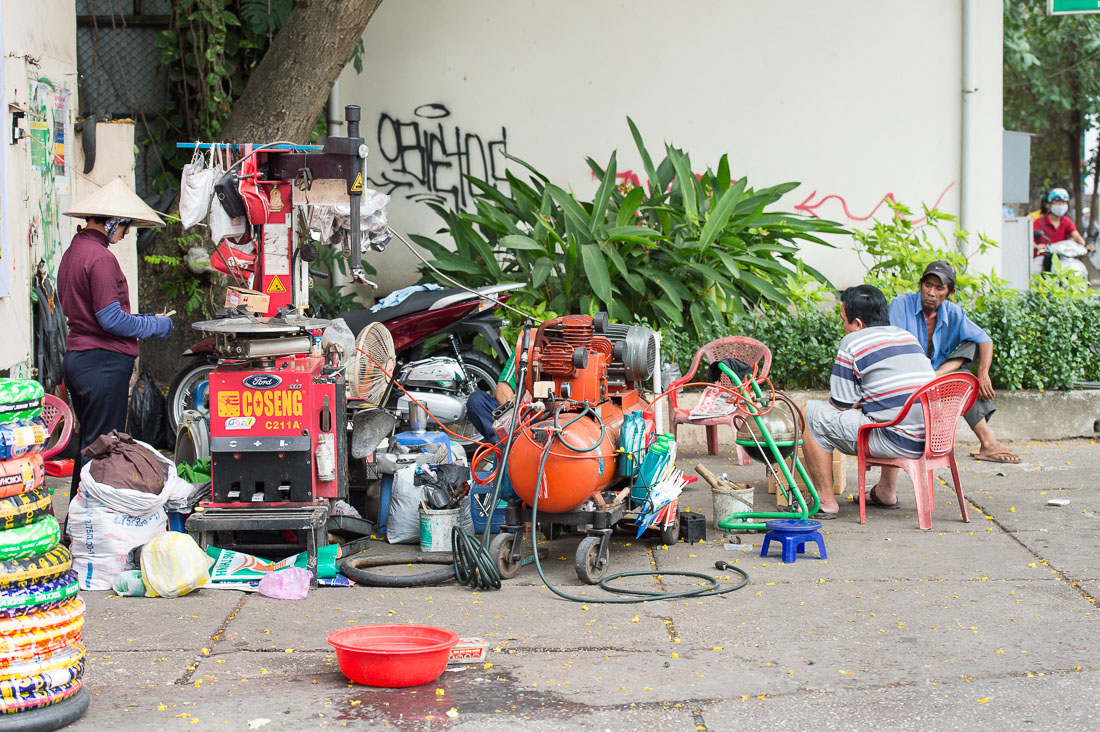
<box><xmin>489</xmin><ymin>533</ymin><xmax>521</xmax><ymax>580</ymax></box>
<box><xmin>659</xmin><ymin>515</ymin><xmax>679</xmax><ymax>546</ymax></box>
<box><xmin>575</xmin><ymin>536</ymin><xmax>607</xmax><ymax>585</ymax></box>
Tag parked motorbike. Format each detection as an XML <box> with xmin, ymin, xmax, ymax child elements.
<box><xmin>166</xmin><ymin>283</ymin><xmax>522</xmax><ymax>444</ymax></box>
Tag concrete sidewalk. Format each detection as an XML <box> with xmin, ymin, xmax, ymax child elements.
<box><xmin>57</xmin><ymin>438</ymin><xmax>1100</xmax><ymax>731</ymax></box>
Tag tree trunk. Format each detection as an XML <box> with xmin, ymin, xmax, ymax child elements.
<box><xmin>219</xmin><ymin>0</ymin><xmax>383</xmax><ymax>143</ymax></box>
<box><xmin>1090</xmin><ymin>148</ymin><xmax>1100</xmax><ymax>238</ymax></box>
<box><xmin>1068</xmin><ymin>113</ymin><xmax>1084</xmax><ymax>232</ymax></box>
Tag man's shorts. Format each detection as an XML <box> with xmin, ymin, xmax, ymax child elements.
<box><xmin>804</xmin><ymin>401</ymin><xmax>920</xmax><ymax>459</ymax></box>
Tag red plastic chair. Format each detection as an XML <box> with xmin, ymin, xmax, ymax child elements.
<box><xmin>856</xmin><ymin>372</ymin><xmax>978</xmax><ymax>531</ymax></box>
<box><xmin>40</xmin><ymin>394</ymin><xmax>74</xmax><ymax>461</ymax></box>
<box><xmin>668</xmin><ymin>336</ymin><xmax>772</xmax><ymax>462</ymax></box>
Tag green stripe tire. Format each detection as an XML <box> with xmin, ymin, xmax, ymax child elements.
<box><xmin>0</xmin><ymin>572</ymin><xmax>79</xmax><ymax>618</ymax></box>
<box><xmin>0</xmin><ymin>656</ymin><xmax>83</xmax><ymax>702</ymax></box>
<box><xmin>0</xmin><ymin>679</ymin><xmax>82</xmax><ymax>715</ymax></box>
<box><xmin>0</xmin><ymin>644</ymin><xmax>82</xmax><ymax>682</ymax></box>
<box><xmin>0</xmin><ymin>547</ymin><xmax>71</xmax><ymax>590</ymax></box>
<box><xmin>0</xmin><ymin>380</ymin><xmax>43</xmax><ymax>426</ymax></box>
<box><xmin>0</xmin><ymin>516</ymin><xmax>60</xmax><ymax>562</ymax></box>
<box><xmin>0</xmin><ymin>597</ymin><xmax>84</xmax><ymax>662</ymax></box>
<box><xmin>0</xmin><ymin>486</ymin><xmax>51</xmax><ymax>531</ymax></box>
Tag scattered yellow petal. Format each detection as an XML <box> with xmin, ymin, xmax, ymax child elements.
<box><xmin>977</xmin><ymin>698</ymin><xmax>989</xmax><ymax>703</ymax></box>
<box><xmin>838</xmin><ymin>670</ymin><xmax>854</xmax><ymax>675</ymax></box>
<box><xmin>446</xmin><ymin>709</ymin><xmax>459</xmax><ymax>719</ymax></box>
<box><xmin>436</xmin><ymin>688</ymin><xmax>445</xmax><ymax>696</ymax></box>
<box><xmin>631</xmin><ymin>616</ymin><xmax>640</xmax><ymax>623</ymax></box>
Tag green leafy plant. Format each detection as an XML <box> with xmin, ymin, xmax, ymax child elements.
<box><xmin>306</xmin><ymin>243</ymin><xmax>369</xmax><ymax>319</ymax></box>
<box><xmin>414</xmin><ymin>118</ymin><xmax>848</xmax><ymax>335</ymax></box>
<box><xmin>143</xmin><ymin>253</ymin><xmax>211</xmax><ymax>317</ymax></box>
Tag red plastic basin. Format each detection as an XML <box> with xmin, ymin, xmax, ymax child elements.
<box><xmin>327</xmin><ymin>624</ymin><xmax>459</xmax><ymax>688</ymax></box>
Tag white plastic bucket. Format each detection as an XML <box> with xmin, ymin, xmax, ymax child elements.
<box><xmin>419</xmin><ymin>506</ymin><xmax>461</xmax><ymax>552</ymax></box>
<box><xmin>713</xmin><ymin>486</ymin><xmax>754</xmax><ymax>527</ymax></box>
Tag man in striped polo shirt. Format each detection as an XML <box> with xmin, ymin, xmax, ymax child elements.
<box><xmin>803</xmin><ymin>285</ymin><xmax>935</xmax><ymax>518</ymax></box>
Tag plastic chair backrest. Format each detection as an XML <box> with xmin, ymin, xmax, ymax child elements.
<box><xmin>917</xmin><ymin>373</ymin><xmax>978</xmax><ymax>457</ymax></box>
<box><xmin>700</xmin><ymin>337</ymin><xmax>772</xmax><ymax>390</ymax></box>
<box><xmin>39</xmin><ymin>394</ymin><xmax>73</xmax><ymax>461</ymax></box>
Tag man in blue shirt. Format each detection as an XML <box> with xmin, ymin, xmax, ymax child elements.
<box><xmin>888</xmin><ymin>261</ymin><xmax>1020</xmax><ymax>465</ymax></box>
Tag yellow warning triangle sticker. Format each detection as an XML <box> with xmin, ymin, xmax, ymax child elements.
<box><xmin>351</xmin><ymin>172</ymin><xmax>364</xmax><ymax>193</ymax></box>
<box><xmin>267</xmin><ymin>276</ymin><xmax>286</xmax><ymax>293</ymax></box>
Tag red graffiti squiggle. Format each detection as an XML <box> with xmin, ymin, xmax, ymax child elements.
<box><xmin>794</xmin><ymin>182</ymin><xmax>956</xmax><ymax>224</ymax></box>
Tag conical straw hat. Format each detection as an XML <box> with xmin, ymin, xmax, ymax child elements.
<box><xmin>63</xmin><ymin>178</ymin><xmax>165</xmax><ymax>228</ymax></box>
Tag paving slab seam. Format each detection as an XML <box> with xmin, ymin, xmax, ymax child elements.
<box><xmin>966</xmin><ymin>496</ymin><xmax>1100</xmax><ymax>608</ymax></box>
<box><xmin>174</xmin><ymin>594</ymin><xmax>250</xmax><ymax>685</ymax></box>
<box><xmin>691</xmin><ymin>706</ymin><xmax>709</xmax><ymax>730</ymax></box>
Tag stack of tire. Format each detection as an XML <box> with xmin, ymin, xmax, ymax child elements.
<box><xmin>0</xmin><ymin>379</ymin><xmax>87</xmax><ymax>730</ymax></box>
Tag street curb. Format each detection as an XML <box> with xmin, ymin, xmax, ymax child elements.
<box><xmin>663</xmin><ymin>388</ymin><xmax>1100</xmax><ymax>448</ymax></box>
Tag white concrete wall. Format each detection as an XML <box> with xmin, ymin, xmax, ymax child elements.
<box><xmin>338</xmin><ymin>0</ymin><xmax>1004</xmax><ymax>295</ymax></box>
<box><xmin>0</xmin><ymin>0</ymin><xmax>78</xmax><ymax>374</ymax></box>
<box><xmin>0</xmin><ymin>1</ymin><xmax>139</xmax><ymax>376</ymax></box>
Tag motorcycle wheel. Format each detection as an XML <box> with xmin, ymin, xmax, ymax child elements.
<box><xmin>167</xmin><ymin>360</ymin><xmax>217</xmax><ymax>435</ymax></box>
<box><xmin>428</xmin><ymin>347</ymin><xmax>501</xmax><ymax>445</ymax></box>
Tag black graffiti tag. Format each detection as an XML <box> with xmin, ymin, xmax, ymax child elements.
<box><xmin>370</xmin><ymin>103</ymin><xmax>508</xmax><ymax>209</ymax></box>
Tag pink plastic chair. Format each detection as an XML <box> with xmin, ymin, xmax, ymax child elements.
<box><xmin>856</xmin><ymin>372</ymin><xmax>978</xmax><ymax>531</ymax></box>
<box><xmin>40</xmin><ymin>394</ymin><xmax>74</xmax><ymax>460</ymax></box>
<box><xmin>668</xmin><ymin>336</ymin><xmax>772</xmax><ymax>462</ymax></box>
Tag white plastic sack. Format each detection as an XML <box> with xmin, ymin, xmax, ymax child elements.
<box><xmin>386</xmin><ymin>465</ymin><xmax>421</xmax><ymax>544</ymax></box>
<box><xmin>1050</xmin><ymin>240</ymin><xmax>1088</xmax><ymax>258</ymax></box>
<box><xmin>79</xmin><ymin>438</ymin><xmax>192</xmax><ymax>517</ymax></box>
<box><xmin>140</xmin><ymin>531</ymin><xmax>212</xmax><ymax>598</ymax></box>
<box><xmin>67</xmin><ymin>493</ymin><xmax>167</xmax><ymax>590</ymax></box>
<box><xmin>179</xmin><ymin>151</ymin><xmax>215</xmax><ymax>229</ymax></box>
<box><xmin>208</xmin><ymin>195</ymin><xmax>246</xmax><ymax>245</ymax></box>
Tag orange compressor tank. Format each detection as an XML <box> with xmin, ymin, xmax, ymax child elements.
<box><xmin>507</xmin><ymin>400</ymin><xmax>643</xmax><ymax>514</ymax></box>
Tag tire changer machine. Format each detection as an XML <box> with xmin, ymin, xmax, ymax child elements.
<box><xmin>183</xmin><ymin>106</ymin><xmax>375</xmax><ymax>579</ymax></box>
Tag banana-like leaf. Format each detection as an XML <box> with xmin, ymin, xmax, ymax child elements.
<box><xmin>548</xmin><ymin>184</ymin><xmax>594</xmax><ymax>242</ymax></box>
<box><xmin>689</xmin><ymin>300</ymin><xmax>708</xmax><ymax>336</ymax></box>
<box><xmin>580</xmin><ymin>243</ymin><xmax>612</xmax><ymax>304</ymax></box>
<box><xmin>627</xmin><ymin>117</ymin><xmax>659</xmax><ymax>195</ymax></box>
<box><xmin>408</xmin><ymin>234</ymin><xmax>450</xmax><ymax>259</ymax></box>
<box><xmin>616</xmin><ymin>186</ymin><xmax>645</xmax><ymax>227</ymax></box>
<box><xmin>699</xmin><ymin>178</ymin><xmax>747</xmax><ymax>249</ymax></box>
<box><xmin>652</xmin><ymin>298</ymin><xmax>684</xmax><ymax>325</ymax></box>
<box><xmin>714</xmin><ymin>250</ymin><xmax>742</xmax><ymax>278</ymax></box>
<box><xmin>666</xmin><ymin>145</ymin><xmax>699</xmax><ymax>225</ymax></box>
<box><xmin>531</xmin><ymin>257</ymin><xmax>555</xmax><ymax>288</ymax></box>
<box><xmin>499</xmin><ymin>234</ymin><xmax>545</xmax><ymax>251</ymax></box>
<box><xmin>737</xmin><ymin>270</ymin><xmax>787</xmax><ymax>303</ymax></box>
<box><xmin>501</xmin><ymin>151</ymin><xmax>550</xmax><ymax>184</ymax></box>
<box><xmin>590</xmin><ymin>151</ymin><xmax>617</xmax><ymax>230</ymax></box>
<box><xmin>717</xmin><ymin>156</ymin><xmax>731</xmax><ymax>196</ymax></box>
<box><xmin>687</xmin><ymin>261</ymin><xmax>736</xmax><ymax>290</ymax></box>
<box><xmin>606</xmin><ymin>225</ymin><xmax>662</xmax><ymax>239</ymax></box>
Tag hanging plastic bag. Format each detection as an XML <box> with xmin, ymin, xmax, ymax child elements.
<box><xmin>179</xmin><ymin>146</ymin><xmax>215</xmax><ymax>229</ymax></box>
<box><xmin>127</xmin><ymin>372</ymin><xmax>169</xmax><ymax>449</ymax></box>
<box><xmin>257</xmin><ymin>566</ymin><xmax>310</xmax><ymax>600</ymax></box>
<box><xmin>139</xmin><ymin>531</ymin><xmax>212</xmax><ymax>598</ymax></box>
<box><xmin>208</xmin><ymin>195</ymin><xmax>247</xmax><ymax>246</ymax></box>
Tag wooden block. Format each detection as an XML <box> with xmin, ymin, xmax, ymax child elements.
<box><xmin>769</xmin><ymin>448</ymin><xmax>845</xmax><ymax>507</ymax></box>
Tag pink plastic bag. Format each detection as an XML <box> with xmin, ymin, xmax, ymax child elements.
<box><xmin>257</xmin><ymin>567</ymin><xmax>311</xmax><ymax>600</ymax></box>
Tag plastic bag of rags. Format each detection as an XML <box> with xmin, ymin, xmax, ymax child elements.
<box><xmin>387</xmin><ymin>465</ymin><xmax>420</xmax><ymax>544</ymax></box>
<box><xmin>78</xmin><ymin>431</ymin><xmax>192</xmax><ymax>516</ymax></box>
<box><xmin>0</xmin><ymin>379</ymin><xmax>43</xmax><ymax>424</ymax></box>
<box><xmin>67</xmin><ymin>494</ymin><xmax>166</xmax><ymax>590</ymax></box>
<box><xmin>206</xmin><ymin>544</ymin><xmax>341</xmax><ymax>581</ymax></box>
<box><xmin>140</xmin><ymin>532</ymin><xmax>213</xmax><ymax>597</ymax></box>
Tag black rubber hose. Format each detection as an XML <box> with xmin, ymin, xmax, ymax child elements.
<box><xmin>0</xmin><ymin>687</ymin><xmax>89</xmax><ymax>732</ymax></box>
<box><xmin>338</xmin><ymin>552</ymin><xmax>456</xmax><ymax>587</ymax></box>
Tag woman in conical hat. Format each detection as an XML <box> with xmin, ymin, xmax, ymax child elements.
<box><xmin>57</xmin><ymin>179</ymin><xmax>174</xmax><ymax>509</ymax></box>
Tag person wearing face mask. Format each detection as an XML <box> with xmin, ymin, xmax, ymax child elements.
<box><xmin>57</xmin><ymin>179</ymin><xmax>174</xmax><ymax>506</ymax></box>
<box><xmin>1033</xmin><ymin>188</ymin><xmax>1093</xmax><ymax>276</ymax></box>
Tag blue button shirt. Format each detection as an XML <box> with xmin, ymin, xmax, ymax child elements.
<box><xmin>888</xmin><ymin>291</ymin><xmax>990</xmax><ymax>369</ymax></box>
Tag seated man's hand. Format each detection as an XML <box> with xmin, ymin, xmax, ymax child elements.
<box><xmin>978</xmin><ymin>372</ymin><xmax>995</xmax><ymax>401</ymax></box>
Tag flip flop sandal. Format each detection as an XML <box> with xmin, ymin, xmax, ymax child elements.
<box><xmin>812</xmin><ymin>510</ymin><xmax>838</xmax><ymax>520</ymax></box>
<box><xmin>969</xmin><ymin>450</ymin><xmax>1021</xmax><ymax>463</ymax></box>
<box><xmin>852</xmin><ymin>487</ymin><xmax>900</xmax><ymax>510</ymax></box>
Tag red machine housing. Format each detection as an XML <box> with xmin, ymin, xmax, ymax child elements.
<box><xmin>507</xmin><ymin>315</ymin><xmax>650</xmax><ymax>513</ymax></box>
<box><xmin>207</xmin><ymin>355</ymin><xmax>346</xmax><ymax>506</ymax></box>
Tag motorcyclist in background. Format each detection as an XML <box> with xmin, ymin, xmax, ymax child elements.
<box><xmin>1032</xmin><ymin>187</ymin><xmax>1094</xmax><ymax>278</ymax></box>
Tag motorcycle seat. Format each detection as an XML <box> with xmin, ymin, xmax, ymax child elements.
<box><xmin>338</xmin><ymin>288</ymin><xmax>468</xmax><ymax>333</ymax></box>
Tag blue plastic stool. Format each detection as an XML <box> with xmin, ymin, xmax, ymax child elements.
<box><xmin>760</xmin><ymin>519</ymin><xmax>827</xmax><ymax>564</ymax></box>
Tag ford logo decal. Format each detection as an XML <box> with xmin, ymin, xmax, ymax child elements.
<box><xmin>242</xmin><ymin>374</ymin><xmax>282</xmax><ymax>390</ymax></box>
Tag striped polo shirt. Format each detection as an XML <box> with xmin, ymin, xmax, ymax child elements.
<box><xmin>831</xmin><ymin>325</ymin><xmax>935</xmax><ymax>456</ymax></box>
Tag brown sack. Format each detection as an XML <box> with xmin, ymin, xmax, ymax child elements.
<box><xmin>82</xmin><ymin>430</ymin><xmax>165</xmax><ymax>495</ymax></box>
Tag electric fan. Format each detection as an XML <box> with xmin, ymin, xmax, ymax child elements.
<box><xmin>348</xmin><ymin>322</ymin><xmax>396</xmax><ymax>405</ymax></box>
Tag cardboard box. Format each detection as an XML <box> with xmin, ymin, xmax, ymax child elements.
<box><xmin>448</xmin><ymin>637</ymin><xmax>488</xmax><ymax>664</ymax></box>
<box><xmin>768</xmin><ymin>448</ymin><xmax>846</xmax><ymax>507</ymax></box>
<box><xmin>225</xmin><ymin>286</ymin><xmax>270</xmax><ymax>314</ymax></box>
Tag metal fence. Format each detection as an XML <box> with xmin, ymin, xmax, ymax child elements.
<box><xmin>76</xmin><ymin>0</ymin><xmax>173</xmax><ymax>196</ymax></box>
